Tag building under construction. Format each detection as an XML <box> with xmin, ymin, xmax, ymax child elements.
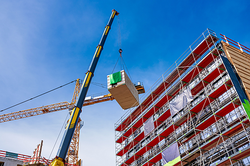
<box><xmin>115</xmin><ymin>29</ymin><xmax>250</xmax><ymax>166</ymax></box>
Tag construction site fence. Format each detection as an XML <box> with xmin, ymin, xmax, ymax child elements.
<box><xmin>0</xmin><ymin>149</ymin><xmax>31</xmax><ymax>162</ymax></box>
<box><xmin>0</xmin><ymin>150</ymin><xmax>78</xmax><ymax>166</ymax></box>
<box><xmin>28</xmin><ymin>157</ymin><xmax>79</xmax><ymax>166</ymax></box>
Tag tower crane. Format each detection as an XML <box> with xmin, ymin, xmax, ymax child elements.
<box><xmin>0</xmin><ymin>79</ymin><xmax>115</xmax><ymax>165</ymax></box>
<box><xmin>0</xmin><ymin>80</ymin><xmax>144</xmax><ymax>165</ymax></box>
<box><xmin>0</xmin><ymin>79</ymin><xmax>115</xmax><ymax>124</ymax></box>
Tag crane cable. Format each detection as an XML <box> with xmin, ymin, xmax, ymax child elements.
<box><xmin>117</xmin><ymin>15</ymin><xmax>122</xmax><ymax>51</ymax></box>
<box><xmin>112</xmin><ymin>15</ymin><xmax>123</xmax><ymax>73</ymax></box>
<box><xmin>0</xmin><ymin>80</ymin><xmax>77</xmax><ymax>113</ymax></box>
<box><xmin>49</xmin><ymin>111</ymin><xmax>69</xmax><ymax>160</ymax></box>
<box><xmin>111</xmin><ymin>16</ymin><xmax>133</xmax><ymax>81</ymax></box>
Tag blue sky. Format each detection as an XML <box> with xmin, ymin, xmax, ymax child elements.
<box><xmin>0</xmin><ymin>0</ymin><xmax>250</xmax><ymax>166</ymax></box>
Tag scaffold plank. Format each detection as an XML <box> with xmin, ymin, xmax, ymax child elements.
<box><xmin>144</xmin><ymin>106</ymin><xmax>159</xmax><ymax>119</ymax></box>
<box><xmin>199</xmin><ymin>49</ymin><xmax>221</xmax><ymax>68</ymax></box>
<box><xmin>148</xmin><ymin>153</ymin><xmax>162</xmax><ymax>165</ymax></box>
<box><xmin>135</xmin><ymin>146</ymin><xmax>151</xmax><ymax>156</ymax></box>
<box><xmin>125</xmin><ymin>154</ymin><xmax>140</xmax><ymax>164</ymax></box>
<box><xmin>182</xmin><ymin>67</ymin><xmax>201</xmax><ymax>83</ymax></box>
<box><xmin>216</xmin><ymin>134</ymin><xmax>250</xmax><ymax>166</ymax></box>
<box><xmin>216</xmin><ymin>102</ymin><xmax>239</xmax><ymax>117</ymax></box>
<box><xmin>160</xmin><ymin>124</ymin><xmax>176</xmax><ymax>137</ymax></box>
<box><xmin>134</xmin><ymin>117</ymin><xmax>147</xmax><ymax>129</ymax></box>
<box><xmin>203</xmin><ymin>66</ymin><xmax>225</xmax><ymax>83</ymax></box>
<box><xmin>191</xmin><ymin>81</ymin><xmax>207</xmax><ymax>96</ymax></box>
<box><xmin>155</xmin><ymin>95</ymin><xmax>172</xmax><ymax>108</ymax></box>
<box><xmin>117</xmin><ymin>132</ymin><xmax>145</xmax><ymax>156</ymax></box>
<box><xmin>147</xmin><ymin>135</ymin><xmax>164</xmax><ymax>148</ymax></box>
<box><xmin>116</xmin><ymin>135</ymin><xmax>126</xmax><ymax>144</ymax></box>
<box><xmin>232</xmin><ymin>146</ymin><xmax>250</xmax><ymax>162</ymax></box>
<box><xmin>116</xmin><ymin>149</ymin><xmax>128</xmax><ymax>157</ymax></box>
<box><xmin>156</xmin><ymin>110</ymin><xmax>171</xmax><ymax>127</ymax></box>
<box><xmin>196</xmin><ymin>116</ymin><xmax>216</xmax><ymax>131</ymax></box>
<box><xmin>209</xmin><ymin>80</ymin><xmax>233</xmax><ymax>99</ymax></box>
<box><xmin>191</xmin><ymin>98</ymin><xmax>213</xmax><ymax>114</ymax></box>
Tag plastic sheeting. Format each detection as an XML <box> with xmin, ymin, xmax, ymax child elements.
<box><xmin>143</xmin><ymin>116</ymin><xmax>154</xmax><ymax>136</ymax></box>
<box><xmin>161</xmin><ymin>143</ymin><xmax>181</xmax><ymax>166</ymax></box>
<box><xmin>169</xmin><ymin>88</ymin><xmax>193</xmax><ymax>116</ymax></box>
<box><xmin>109</xmin><ymin>71</ymin><xmax>122</xmax><ymax>84</ymax></box>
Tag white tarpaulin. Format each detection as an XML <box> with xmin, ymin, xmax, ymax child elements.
<box><xmin>169</xmin><ymin>88</ymin><xmax>193</xmax><ymax>116</ymax></box>
<box><xmin>161</xmin><ymin>143</ymin><xmax>181</xmax><ymax>166</ymax></box>
<box><xmin>143</xmin><ymin>116</ymin><xmax>154</xmax><ymax>136</ymax></box>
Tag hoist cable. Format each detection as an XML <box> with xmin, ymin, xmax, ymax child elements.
<box><xmin>120</xmin><ymin>53</ymin><xmax>133</xmax><ymax>81</ymax></box>
<box><xmin>111</xmin><ymin>55</ymin><xmax>121</xmax><ymax>73</ymax></box>
<box><xmin>117</xmin><ymin>15</ymin><xmax>122</xmax><ymax>49</ymax></box>
<box><xmin>111</xmin><ymin>16</ymin><xmax>132</xmax><ymax>81</ymax></box>
<box><xmin>111</xmin><ymin>15</ymin><xmax>123</xmax><ymax>74</ymax></box>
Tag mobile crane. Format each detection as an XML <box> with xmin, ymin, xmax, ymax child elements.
<box><xmin>0</xmin><ymin>9</ymin><xmax>144</xmax><ymax>165</ymax></box>
<box><xmin>49</xmin><ymin>9</ymin><xmax>119</xmax><ymax>166</ymax></box>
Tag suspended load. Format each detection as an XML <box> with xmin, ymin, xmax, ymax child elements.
<box><xmin>107</xmin><ymin>70</ymin><xmax>139</xmax><ymax>109</ymax></box>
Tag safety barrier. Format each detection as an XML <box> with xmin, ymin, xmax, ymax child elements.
<box><xmin>0</xmin><ymin>150</ymin><xmax>79</xmax><ymax>166</ymax></box>
<box><xmin>221</xmin><ymin>34</ymin><xmax>250</xmax><ymax>53</ymax></box>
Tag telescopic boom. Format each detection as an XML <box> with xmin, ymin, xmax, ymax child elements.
<box><xmin>50</xmin><ymin>9</ymin><xmax>119</xmax><ymax>166</ymax></box>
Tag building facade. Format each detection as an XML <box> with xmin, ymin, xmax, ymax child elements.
<box><xmin>115</xmin><ymin>29</ymin><xmax>250</xmax><ymax>166</ymax></box>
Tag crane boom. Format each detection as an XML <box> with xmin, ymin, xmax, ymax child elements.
<box><xmin>0</xmin><ymin>101</ymin><xmax>71</xmax><ymax>123</ymax></box>
<box><xmin>0</xmin><ymin>94</ymin><xmax>114</xmax><ymax>123</ymax></box>
<box><xmin>50</xmin><ymin>10</ymin><xmax>119</xmax><ymax>166</ymax></box>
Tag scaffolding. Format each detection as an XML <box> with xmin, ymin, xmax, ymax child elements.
<box><xmin>115</xmin><ymin>29</ymin><xmax>250</xmax><ymax>166</ymax></box>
